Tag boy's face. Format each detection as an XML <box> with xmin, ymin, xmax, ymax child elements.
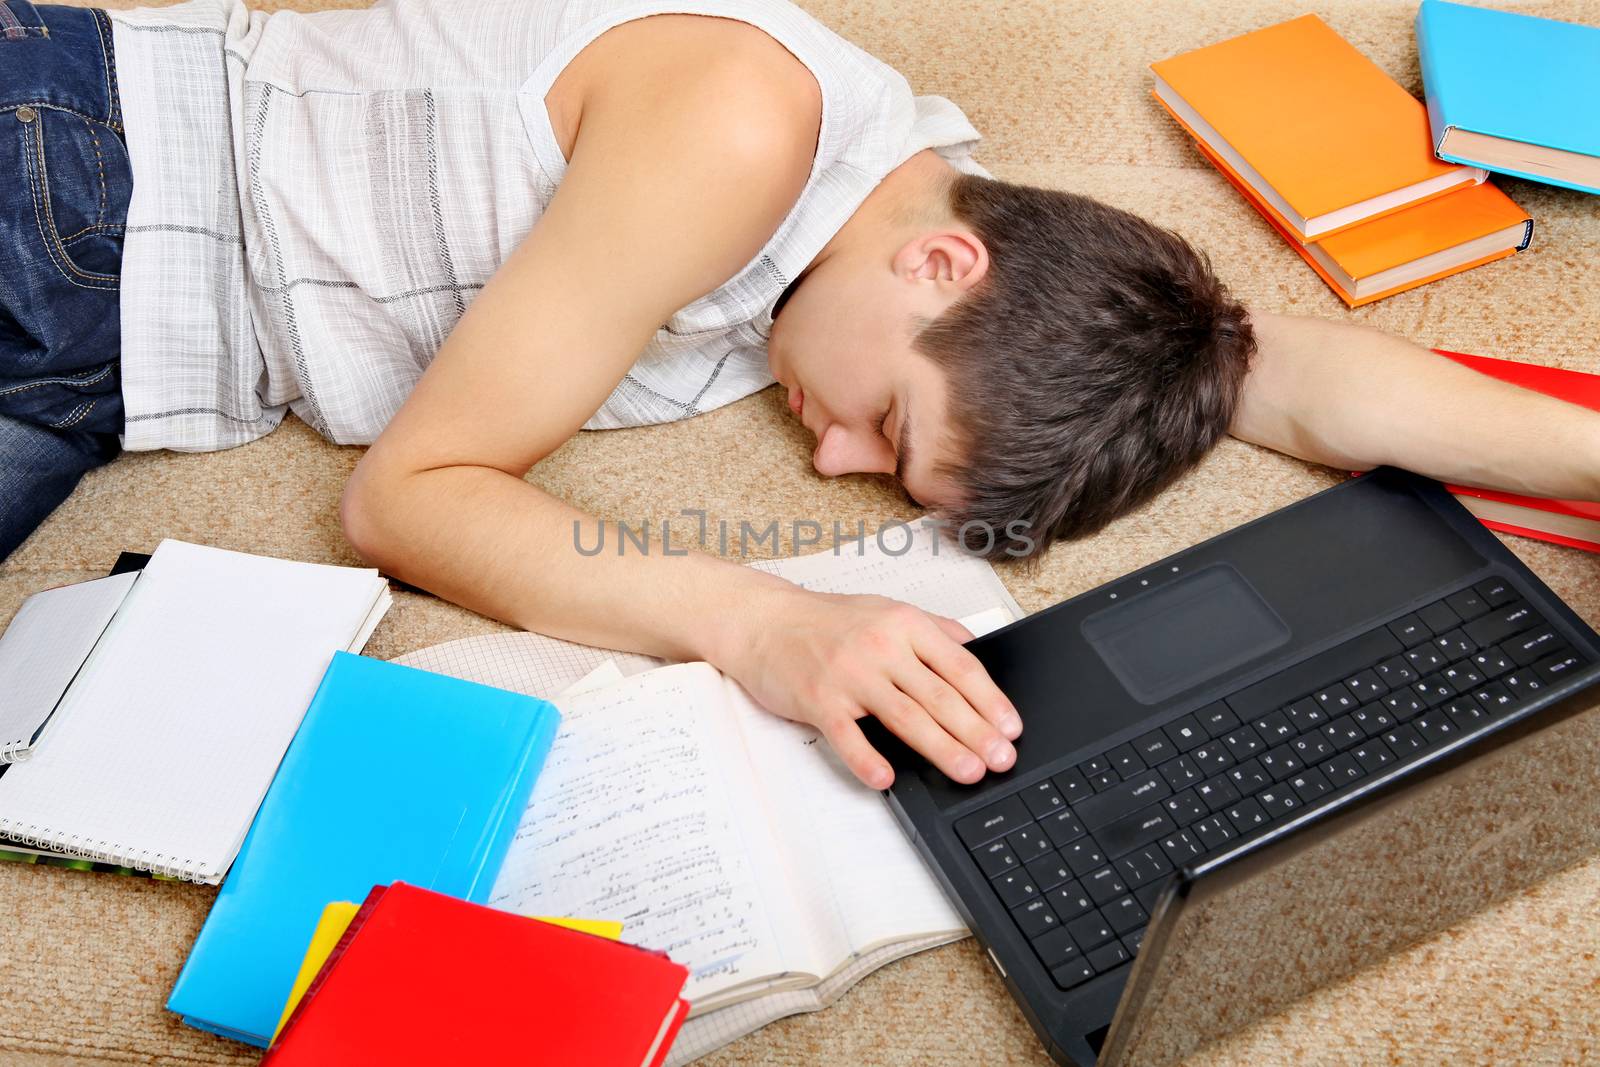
<box><xmin>767</xmin><ymin>228</ymin><xmax>984</xmax><ymax>510</ymax></box>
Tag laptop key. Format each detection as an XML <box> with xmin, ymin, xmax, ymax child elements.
<box><xmin>1051</xmin><ymin>958</ymin><xmax>1097</xmax><ymax>991</ymax></box>
<box><xmin>1088</xmin><ymin>769</ymin><xmax>1121</xmax><ymax>791</ymax></box>
<box><xmin>1192</xmin><ymin>814</ymin><xmax>1235</xmax><ymax>850</ymax></box>
<box><xmin>1418</xmin><ymin>600</ymin><xmax>1462</xmax><ymax>635</ymax></box>
<box><xmin>1116</xmin><ymin>845</ymin><xmax>1172</xmax><ymax>888</ymax></box>
<box><xmin>1321</xmin><ymin>753</ymin><xmax>1364</xmax><ymax>785</ymax></box>
<box><xmin>975</xmin><ymin>840</ymin><xmax>1021</xmax><ymax>878</ymax></box>
<box><xmin>1195</xmin><ymin>702</ymin><xmax>1240</xmax><ymax>737</ymax></box>
<box><xmin>1061</xmin><ymin>839</ymin><xmax>1107</xmax><ymax>877</ymax></box>
<box><xmin>1162</xmin><ymin>714</ymin><xmax>1208</xmax><ymax>752</ymax></box>
<box><xmin>1104</xmin><ymin>894</ymin><xmax>1148</xmax><ymax>935</ymax></box>
<box><xmin>1190</xmin><ymin>742</ymin><xmax>1233</xmax><ymax>773</ymax></box>
<box><xmin>1413</xmin><ymin>675</ymin><xmax>1454</xmax><ymax>707</ymax></box>
<box><xmin>1006</xmin><ymin>826</ymin><xmax>1055</xmax><ymax>862</ymax></box>
<box><xmin>1123</xmin><ymin>929</ymin><xmax>1146</xmax><ymax>955</ymax></box>
<box><xmin>1388</xmin><ymin>613</ymin><xmax>1432</xmax><ymax>647</ymax></box>
<box><xmin>1227</xmin><ymin>758</ymin><xmax>1271</xmax><ymax>794</ymax></box>
<box><xmin>1373</xmin><ymin>656</ymin><xmax>1417</xmax><ymax>688</ymax></box>
<box><xmin>1067</xmin><ymin>911</ymin><xmax>1115</xmax><ymax>950</ymax></box>
<box><xmin>1322</xmin><ymin>715</ymin><xmax>1364</xmax><ymax>751</ymax></box>
<box><xmin>1052</xmin><ymin>767</ymin><xmax>1093</xmax><ymax>804</ymax></box>
<box><xmin>1283</xmin><ymin>697</ymin><xmax>1327</xmax><ymax>732</ymax></box>
<box><xmin>1258</xmin><ymin>744</ymin><xmax>1303</xmax><ymax>781</ymax></box>
<box><xmin>1073</xmin><ymin>771</ymin><xmax>1171</xmax><ymax>831</ymax></box>
<box><xmin>1021</xmin><ymin>780</ymin><xmax>1067</xmax><ymax>819</ymax></box>
<box><xmin>1475</xmin><ymin>577</ymin><xmax>1516</xmax><ymax>608</ymax></box>
<box><xmin>1472</xmin><ymin>681</ymin><xmax>1516</xmax><ymax>713</ymax></box>
<box><xmin>1313</xmin><ymin>683</ymin><xmax>1359</xmax><ymax>715</ymax></box>
<box><xmin>1026</xmin><ymin>851</ymin><xmax>1073</xmax><ymax>892</ymax></box>
<box><xmin>1507</xmin><ymin>628</ymin><xmax>1563</xmax><ymax>667</ymax></box>
<box><xmin>1350</xmin><ymin>703</ymin><xmax>1394</xmax><ymax>738</ymax></box>
<box><xmin>1224</xmin><ymin>797</ymin><xmax>1269</xmax><ymax>833</ymax></box>
<box><xmin>1078</xmin><ymin>755</ymin><xmax>1110</xmax><ymax>777</ymax></box>
<box><xmin>1289</xmin><ymin>768</ymin><xmax>1334</xmax><ymax>803</ymax></box>
<box><xmin>956</xmin><ymin>794</ymin><xmax>1031</xmax><ymax>849</ymax></box>
<box><xmin>1472</xmin><ymin>645</ymin><xmax>1514</xmax><ymax>679</ymax></box>
<box><xmin>1133</xmin><ymin>881</ymin><xmax>1166</xmax><ymax>913</ymax></box>
<box><xmin>1221</xmin><ymin>726</ymin><xmax>1265</xmax><ymax>761</ymax></box>
<box><xmin>1158</xmin><ymin>755</ymin><xmax>1203</xmax><ymax>792</ymax></box>
<box><xmin>1291</xmin><ymin>733</ymin><xmax>1334</xmax><ymax>763</ymax></box>
<box><xmin>1031</xmin><ymin>926</ymin><xmax>1081</xmax><ymax>969</ymax></box>
<box><xmin>1537</xmin><ymin>650</ymin><xmax>1585</xmax><ymax>683</ymax></box>
<box><xmin>1444</xmin><ymin>698</ymin><xmax>1489</xmax><ymax>732</ymax></box>
<box><xmin>1041</xmin><ymin>808</ymin><xmax>1088</xmax><ymax>849</ymax></box>
<box><xmin>1012</xmin><ymin>897</ymin><xmax>1060</xmax><ymax>939</ymax></box>
<box><xmin>1441</xmin><ymin>662</ymin><xmax>1484</xmax><ymax>694</ymax></box>
<box><xmin>1502</xmin><ymin>669</ymin><xmax>1547</xmax><ymax>700</ymax></box>
<box><xmin>1382</xmin><ymin>690</ymin><xmax>1426</xmax><ymax>721</ymax></box>
<box><xmin>1343</xmin><ymin>670</ymin><xmax>1387</xmax><ymax>701</ymax></box>
<box><xmin>1464</xmin><ymin>601</ymin><xmax>1541</xmax><ymax>648</ymax></box>
<box><xmin>1133</xmin><ymin>729</ymin><xmax>1176</xmax><ymax>765</ymax></box>
<box><xmin>1158</xmin><ymin>830</ymin><xmax>1203</xmax><ymax>866</ymax></box>
<box><xmin>1406</xmin><ymin>646</ymin><xmax>1447</xmax><ymax>674</ymax></box>
<box><xmin>1252</xmin><ymin>710</ymin><xmax>1294</xmax><ymax>744</ymax></box>
<box><xmin>1195</xmin><ymin>775</ymin><xmax>1240</xmax><ymax>811</ymax></box>
<box><xmin>1433</xmin><ymin>629</ymin><xmax>1475</xmax><ymax>661</ymax></box>
<box><xmin>1084</xmin><ymin>866</ymin><xmax>1129</xmax><ymax>907</ymax></box>
<box><xmin>993</xmin><ymin>870</ymin><xmax>1040</xmax><ymax>908</ymax></box>
<box><xmin>1382</xmin><ymin>723</ymin><xmax>1426</xmax><ymax>755</ymax></box>
<box><xmin>1106</xmin><ymin>743</ymin><xmax>1145</xmax><ymax>778</ymax></box>
<box><xmin>1446</xmin><ymin>586</ymin><xmax>1489</xmax><ymax>622</ymax></box>
<box><xmin>1088</xmin><ymin>940</ymin><xmax>1131</xmax><ymax>974</ymax></box>
<box><xmin>1163</xmin><ymin>789</ymin><xmax>1207</xmax><ymax>825</ymax></box>
<box><xmin>1096</xmin><ymin>805</ymin><xmax>1174</xmax><ymax>859</ymax></box>
<box><xmin>1351</xmin><ymin>738</ymin><xmax>1396</xmax><ymax>773</ymax></box>
<box><xmin>1256</xmin><ymin>785</ymin><xmax>1299</xmax><ymax>819</ymax></box>
<box><xmin>1048</xmin><ymin>881</ymin><xmax>1094</xmax><ymax>920</ymax></box>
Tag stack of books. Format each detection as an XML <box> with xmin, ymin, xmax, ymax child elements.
<box><xmin>1151</xmin><ymin>10</ymin><xmax>1586</xmax><ymax>306</ymax></box>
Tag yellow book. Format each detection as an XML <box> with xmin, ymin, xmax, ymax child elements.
<box><xmin>272</xmin><ymin>901</ymin><xmax>624</xmax><ymax>1042</ymax></box>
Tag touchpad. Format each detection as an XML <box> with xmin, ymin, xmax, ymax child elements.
<box><xmin>1080</xmin><ymin>563</ymin><xmax>1289</xmax><ymax>705</ymax></box>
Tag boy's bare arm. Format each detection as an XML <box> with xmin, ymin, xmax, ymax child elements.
<box><xmin>1231</xmin><ymin>311</ymin><xmax>1600</xmax><ymax>500</ymax></box>
<box><xmin>340</xmin><ymin>38</ymin><xmax>1018</xmax><ymax>789</ymax></box>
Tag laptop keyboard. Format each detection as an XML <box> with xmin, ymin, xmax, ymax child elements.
<box><xmin>953</xmin><ymin>577</ymin><xmax>1590</xmax><ymax>992</ymax></box>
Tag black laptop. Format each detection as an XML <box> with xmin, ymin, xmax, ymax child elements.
<box><xmin>865</xmin><ymin>467</ymin><xmax>1600</xmax><ymax>1064</ymax></box>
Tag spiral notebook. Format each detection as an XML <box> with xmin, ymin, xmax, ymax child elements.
<box><xmin>0</xmin><ymin>540</ymin><xmax>391</xmax><ymax>882</ymax></box>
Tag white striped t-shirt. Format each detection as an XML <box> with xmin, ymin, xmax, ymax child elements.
<box><xmin>107</xmin><ymin>0</ymin><xmax>988</xmax><ymax>452</ymax></box>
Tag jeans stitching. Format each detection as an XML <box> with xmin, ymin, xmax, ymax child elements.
<box><xmin>59</xmin><ymin>221</ymin><xmax>125</xmax><ymax>242</ymax></box>
<box><xmin>80</xmin><ymin>115</ymin><xmax>108</xmax><ymax>227</ymax></box>
<box><xmin>51</xmin><ymin>399</ymin><xmax>98</xmax><ymax>430</ymax></box>
<box><xmin>0</xmin><ymin>365</ymin><xmax>116</xmax><ymax>398</ymax></box>
<box><xmin>22</xmin><ymin>112</ymin><xmax>121</xmax><ymax>290</ymax></box>
<box><xmin>91</xmin><ymin>8</ymin><xmax>118</xmax><ymax>130</ymax></box>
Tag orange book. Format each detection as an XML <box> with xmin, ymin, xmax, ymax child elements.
<box><xmin>1167</xmin><ymin>115</ymin><xmax>1531</xmax><ymax>306</ymax></box>
<box><xmin>1433</xmin><ymin>350</ymin><xmax>1600</xmax><ymax>555</ymax></box>
<box><xmin>1151</xmin><ymin>14</ymin><xmax>1485</xmax><ymax>241</ymax></box>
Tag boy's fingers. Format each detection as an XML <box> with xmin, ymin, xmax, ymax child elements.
<box><xmin>820</xmin><ymin>713</ymin><xmax>894</xmax><ymax>790</ymax></box>
<box><xmin>931</xmin><ymin>614</ymin><xmax>975</xmax><ymax>644</ymax></box>
<box><xmin>912</xmin><ymin>624</ymin><xmax>1022</xmax><ymax>740</ymax></box>
<box><xmin>895</xmin><ymin>665</ymin><xmax>1015</xmax><ymax>773</ymax></box>
<box><xmin>864</xmin><ymin>682</ymin><xmax>986</xmax><ymax>784</ymax></box>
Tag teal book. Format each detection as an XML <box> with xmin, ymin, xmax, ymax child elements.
<box><xmin>167</xmin><ymin>652</ymin><xmax>559</xmax><ymax>1047</ymax></box>
<box><xmin>1417</xmin><ymin>0</ymin><xmax>1600</xmax><ymax>194</ymax></box>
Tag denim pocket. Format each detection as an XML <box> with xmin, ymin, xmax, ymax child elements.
<box><xmin>0</xmin><ymin>1</ymin><xmax>48</xmax><ymax>40</ymax></box>
<box><xmin>15</xmin><ymin>103</ymin><xmax>129</xmax><ymax>290</ymax></box>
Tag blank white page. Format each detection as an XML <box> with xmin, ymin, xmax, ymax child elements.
<box><xmin>0</xmin><ymin>571</ymin><xmax>138</xmax><ymax>762</ymax></box>
<box><xmin>0</xmin><ymin>540</ymin><xmax>388</xmax><ymax>881</ymax></box>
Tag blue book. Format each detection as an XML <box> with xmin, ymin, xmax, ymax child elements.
<box><xmin>1417</xmin><ymin>0</ymin><xmax>1600</xmax><ymax>194</ymax></box>
<box><xmin>167</xmin><ymin>652</ymin><xmax>559</xmax><ymax>1046</ymax></box>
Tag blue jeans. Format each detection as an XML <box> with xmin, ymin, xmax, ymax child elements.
<box><xmin>0</xmin><ymin>1</ymin><xmax>127</xmax><ymax>561</ymax></box>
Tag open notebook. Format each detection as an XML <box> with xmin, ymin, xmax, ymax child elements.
<box><xmin>0</xmin><ymin>540</ymin><xmax>391</xmax><ymax>882</ymax></box>
<box><xmin>398</xmin><ymin>530</ymin><xmax>1021</xmax><ymax>1062</ymax></box>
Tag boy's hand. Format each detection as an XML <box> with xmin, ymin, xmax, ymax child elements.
<box><xmin>718</xmin><ymin>586</ymin><xmax>1023</xmax><ymax>789</ymax></box>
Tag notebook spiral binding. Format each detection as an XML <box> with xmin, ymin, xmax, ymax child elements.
<box><xmin>0</xmin><ymin>820</ymin><xmax>202</xmax><ymax>881</ymax></box>
<box><xmin>0</xmin><ymin>738</ymin><xmax>32</xmax><ymax>764</ymax></box>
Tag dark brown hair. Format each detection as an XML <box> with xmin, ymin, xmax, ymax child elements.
<box><xmin>915</xmin><ymin>175</ymin><xmax>1256</xmax><ymax>559</ymax></box>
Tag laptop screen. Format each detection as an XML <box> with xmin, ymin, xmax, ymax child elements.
<box><xmin>1099</xmin><ymin>669</ymin><xmax>1600</xmax><ymax>1066</ymax></box>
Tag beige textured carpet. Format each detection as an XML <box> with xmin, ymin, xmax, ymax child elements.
<box><xmin>5</xmin><ymin>0</ymin><xmax>1600</xmax><ymax>1063</ymax></box>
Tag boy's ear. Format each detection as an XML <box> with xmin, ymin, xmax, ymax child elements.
<box><xmin>894</xmin><ymin>230</ymin><xmax>990</xmax><ymax>293</ymax></box>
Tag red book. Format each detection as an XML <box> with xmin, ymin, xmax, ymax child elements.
<box><xmin>1435</xmin><ymin>349</ymin><xmax>1600</xmax><ymax>554</ymax></box>
<box><xmin>264</xmin><ymin>884</ymin><xmax>690</xmax><ymax>1067</ymax></box>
